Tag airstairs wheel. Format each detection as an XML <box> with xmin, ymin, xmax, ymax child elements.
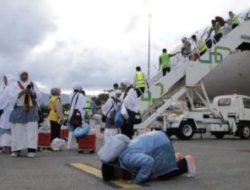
<box><xmin>177</xmin><ymin>121</ymin><xmax>195</xmax><ymax>140</ymax></box>
<box><xmin>238</xmin><ymin>125</ymin><xmax>250</xmax><ymax>139</ymax></box>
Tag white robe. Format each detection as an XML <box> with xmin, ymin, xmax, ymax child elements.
<box><xmin>0</xmin><ymin>75</ymin><xmax>16</xmax><ymax>147</ymax></box>
<box><xmin>10</xmin><ymin>80</ymin><xmax>41</xmax><ymax>151</ymax></box>
<box><xmin>67</xmin><ymin>92</ymin><xmax>86</xmax><ymax>149</ymax></box>
<box><xmin>120</xmin><ymin>88</ymin><xmax>139</xmax><ymax>117</ymax></box>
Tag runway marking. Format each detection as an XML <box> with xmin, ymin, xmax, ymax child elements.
<box><xmin>70</xmin><ymin>163</ymin><xmax>139</xmax><ymax>189</ymax></box>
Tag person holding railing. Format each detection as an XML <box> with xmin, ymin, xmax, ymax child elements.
<box><xmin>159</xmin><ymin>49</ymin><xmax>176</xmax><ymax>76</ymax></box>
<box><xmin>229</xmin><ymin>11</ymin><xmax>240</xmax><ymax>29</ymax></box>
<box><xmin>134</xmin><ymin>66</ymin><xmax>147</xmax><ymax>97</ymax></box>
<box><xmin>191</xmin><ymin>35</ymin><xmax>208</xmax><ymax>60</ymax></box>
<box><xmin>211</xmin><ymin>19</ymin><xmax>223</xmax><ymax>43</ymax></box>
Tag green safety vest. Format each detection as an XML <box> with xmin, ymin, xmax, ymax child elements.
<box><xmin>85</xmin><ymin>97</ymin><xmax>93</xmax><ymax>116</ymax></box>
<box><xmin>135</xmin><ymin>71</ymin><xmax>146</xmax><ymax>88</ymax></box>
<box><xmin>213</xmin><ymin>22</ymin><xmax>222</xmax><ymax>35</ymax></box>
<box><xmin>159</xmin><ymin>53</ymin><xmax>171</xmax><ymax>69</ymax></box>
<box><xmin>198</xmin><ymin>40</ymin><xmax>207</xmax><ymax>54</ymax></box>
<box><xmin>230</xmin><ymin>14</ymin><xmax>240</xmax><ymax>25</ymax></box>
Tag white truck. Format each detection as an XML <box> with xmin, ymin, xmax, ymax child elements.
<box><xmin>164</xmin><ymin>94</ymin><xmax>250</xmax><ymax>140</ymax></box>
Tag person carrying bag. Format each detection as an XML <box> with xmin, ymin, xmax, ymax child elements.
<box><xmin>69</xmin><ymin>93</ymin><xmax>83</xmax><ymax>128</ymax></box>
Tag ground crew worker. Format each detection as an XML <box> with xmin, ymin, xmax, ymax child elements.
<box><xmin>48</xmin><ymin>88</ymin><xmax>64</xmax><ymax>141</ymax></box>
<box><xmin>229</xmin><ymin>11</ymin><xmax>240</xmax><ymax>29</ymax></box>
<box><xmin>211</xmin><ymin>20</ymin><xmax>223</xmax><ymax>43</ymax></box>
<box><xmin>134</xmin><ymin>66</ymin><xmax>147</xmax><ymax>97</ymax></box>
<box><xmin>159</xmin><ymin>49</ymin><xmax>175</xmax><ymax>76</ymax></box>
<box><xmin>85</xmin><ymin>96</ymin><xmax>93</xmax><ymax>120</ymax></box>
<box><xmin>191</xmin><ymin>35</ymin><xmax>207</xmax><ymax>57</ymax></box>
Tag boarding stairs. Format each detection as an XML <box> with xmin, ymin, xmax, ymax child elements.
<box><xmin>135</xmin><ymin>20</ymin><xmax>250</xmax><ymax>129</ymax></box>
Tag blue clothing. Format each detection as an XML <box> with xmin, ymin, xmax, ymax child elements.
<box><xmin>119</xmin><ymin>131</ymin><xmax>177</xmax><ymax>183</ymax></box>
<box><xmin>9</xmin><ymin>105</ymin><xmax>39</xmax><ymax>124</ymax></box>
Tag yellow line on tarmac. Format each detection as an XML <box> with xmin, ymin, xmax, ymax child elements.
<box><xmin>70</xmin><ymin>163</ymin><xmax>139</xmax><ymax>189</ymax></box>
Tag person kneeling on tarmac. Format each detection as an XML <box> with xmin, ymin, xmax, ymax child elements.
<box><xmin>99</xmin><ymin>131</ymin><xmax>196</xmax><ymax>184</ymax></box>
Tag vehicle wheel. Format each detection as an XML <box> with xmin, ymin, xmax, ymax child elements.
<box><xmin>238</xmin><ymin>125</ymin><xmax>250</xmax><ymax>139</ymax></box>
<box><xmin>211</xmin><ymin>132</ymin><xmax>225</xmax><ymax>139</ymax></box>
<box><xmin>177</xmin><ymin>121</ymin><xmax>195</xmax><ymax>140</ymax></box>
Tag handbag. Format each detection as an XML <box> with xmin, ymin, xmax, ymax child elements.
<box><xmin>69</xmin><ymin>94</ymin><xmax>82</xmax><ymax>128</ymax></box>
<box><xmin>126</xmin><ymin>108</ymin><xmax>142</xmax><ymax>125</ymax></box>
<box><xmin>102</xmin><ymin>101</ymin><xmax>115</xmax><ymax>123</ymax></box>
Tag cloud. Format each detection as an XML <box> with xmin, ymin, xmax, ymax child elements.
<box><xmin>0</xmin><ymin>0</ymin><xmax>249</xmax><ymax>95</ymax></box>
<box><xmin>0</xmin><ymin>0</ymin><xmax>55</xmax><ymax>73</ymax></box>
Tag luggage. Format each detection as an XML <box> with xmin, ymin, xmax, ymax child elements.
<box><xmin>38</xmin><ymin>133</ymin><xmax>51</xmax><ymax>147</ymax></box>
<box><xmin>61</xmin><ymin>128</ymin><xmax>69</xmax><ymax>139</ymax></box>
<box><xmin>76</xmin><ymin>134</ymin><xmax>96</xmax><ymax>153</ymax></box>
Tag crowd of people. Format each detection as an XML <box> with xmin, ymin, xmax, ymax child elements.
<box><xmin>158</xmin><ymin>11</ymin><xmax>242</xmax><ymax>76</ymax></box>
<box><xmin>0</xmin><ymin>68</ymin><xmax>144</xmax><ymax>157</ymax></box>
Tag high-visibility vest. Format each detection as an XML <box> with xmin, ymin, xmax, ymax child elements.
<box><xmin>198</xmin><ymin>40</ymin><xmax>207</xmax><ymax>54</ymax></box>
<box><xmin>213</xmin><ymin>21</ymin><xmax>222</xmax><ymax>35</ymax></box>
<box><xmin>135</xmin><ymin>71</ymin><xmax>146</xmax><ymax>88</ymax></box>
<box><xmin>230</xmin><ymin>13</ymin><xmax>240</xmax><ymax>25</ymax></box>
<box><xmin>159</xmin><ymin>53</ymin><xmax>171</xmax><ymax>69</ymax></box>
<box><xmin>85</xmin><ymin>97</ymin><xmax>93</xmax><ymax>116</ymax></box>
<box><xmin>48</xmin><ymin>96</ymin><xmax>62</xmax><ymax>122</ymax></box>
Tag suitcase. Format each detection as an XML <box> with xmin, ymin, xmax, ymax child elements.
<box><xmin>38</xmin><ymin>133</ymin><xmax>51</xmax><ymax>149</ymax></box>
<box><xmin>61</xmin><ymin>128</ymin><xmax>69</xmax><ymax>140</ymax></box>
<box><xmin>76</xmin><ymin>134</ymin><xmax>96</xmax><ymax>153</ymax></box>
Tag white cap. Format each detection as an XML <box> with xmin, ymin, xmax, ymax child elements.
<box><xmin>73</xmin><ymin>82</ymin><xmax>82</xmax><ymax>90</ymax></box>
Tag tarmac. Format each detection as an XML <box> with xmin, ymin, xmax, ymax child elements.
<box><xmin>1</xmin><ymin>132</ymin><xmax>250</xmax><ymax>190</ymax></box>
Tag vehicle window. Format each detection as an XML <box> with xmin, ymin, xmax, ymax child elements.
<box><xmin>218</xmin><ymin>98</ymin><xmax>231</xmax><ymax>106</ymax></box>
<box><xmin>243</xmin><ymin>98</ymin><xmax>250</xmax><ymax>109</ymax></box>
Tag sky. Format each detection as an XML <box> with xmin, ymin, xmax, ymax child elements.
<box><xmin>0</xmin><ymin>0</ymin><xmax>249</xmax><ymax>95</ymax></box>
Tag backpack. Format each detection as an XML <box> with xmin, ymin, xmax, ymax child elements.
<box><xmin>69</xmin><ymin>93</ymin><xmax>82</xmax><ymax>128</ymax></box>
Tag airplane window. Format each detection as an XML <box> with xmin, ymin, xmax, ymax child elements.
<box><xmin>243</xmin><ymin>98</ymin><xmax>250</xmax><ymax>109</ymax></box>
<box><xmin>218</xmin><ymin>98</ymin><xmax>231</xmax><ymax>106</ymax></box>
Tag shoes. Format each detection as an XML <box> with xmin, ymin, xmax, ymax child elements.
<box><xmin>27</xmin><ymin>152</ymin><xmax>36</xmax><ymax>158</ymax></box>
<box><xmin>11</xmin><ymin>152</ymin><xmax>20</xmax><ymax>157</ymax></box>
<box><xmin>185</xmin><ymin>154</ymin><xmax>196</xmax><ymax>177</ymax></box>
<box><xmin>175</xmin><ymin>152</ymin><xmax>184</xmax><ymax>161</ymax></box>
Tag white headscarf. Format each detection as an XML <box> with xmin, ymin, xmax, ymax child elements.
<box><xmin>16</xmin><ymin>70</ymin><xmax>41</xmax><ymax>105</ymax></box>
<box><xmin>73</xmin><ymin>82</ymin><xmax>83</xmax><ymax>91</ymax></box>
<box><xmin>18</xmin><ymin>70</ymin><xmax>31</xmax><ymax>88</ymax></box>
<box><xmin>0</xmin><ymin>74</ymin><xmax>17</xmax><ymax>109</ymax></box>
<box><xmin>4</xmin><ymin>74</ymin><xmax>16</xmax><ymax>86</ymax></box>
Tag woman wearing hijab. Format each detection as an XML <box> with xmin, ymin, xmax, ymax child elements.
<box><xmin>48</xmin><ymin>88</ymin><xmax>64</xmax><ymax>141</ymax></box>
<box><xmin>9</xmin><ymin>70</ymin><xmax>41</xmax><ymax>158</ymax></box>
<box><xmin>119</xmin><ymin>79</ymin><xmax>139</xmax><ymax>139</ymax></box>
<box><xmin>102</xmin><ymin>91</ymin><xmax>120</xmax><ymax>142</ymax></box>
<box><xmin>0</xmin><ymin>75</ymin><xmax>16</xmax><ymax>154</ymax></box>
<box><xmin>67</xmin><ymin>83</ymin><xmax>86</xmax><ymax>149</ymax></box>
